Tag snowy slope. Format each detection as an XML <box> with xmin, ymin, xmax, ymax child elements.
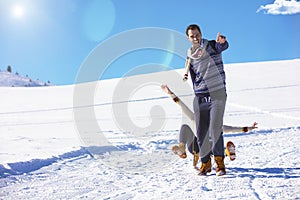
<box><xmin>0</xmin><ymin>59</ymin><xmax>300</xmax><ymax>199</ymax></box>
<box><xmin>0</xmin><ymin>71</ymin><xmax>52</xmax><ymax>87</ymax></box>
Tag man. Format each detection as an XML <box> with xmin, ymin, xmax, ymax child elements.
<box><xmin>161</xmin><ymin>84</ymin><xmax>258</xmax><ymax>170</ymax></box>
<box><xmin>185</xmin><ymin>24</ymin><xmax>229</xmax><ymax>176</ymax></box>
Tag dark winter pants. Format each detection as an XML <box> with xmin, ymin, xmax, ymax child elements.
<box><xmin>193</xmin><ymin>89</ymin><xmax>227</xmax><ymax>163</ymax></box>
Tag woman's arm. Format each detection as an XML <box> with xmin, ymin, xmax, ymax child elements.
<box><xmin>223</xmin><ymin>122</ymin><xmax>258</xmax><ymax>133</ymax></box>
<box><xmin>161</xmin><ymin>84</ymin><xmax>258</xmax><ymax>134</ymax></box>
<box><xmin>161</xmin><ymin>84</ymin><xmax>194</xmax><ymax>121</ymax></box>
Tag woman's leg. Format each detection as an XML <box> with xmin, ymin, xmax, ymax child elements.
<box><xmin>179</xmin><ymin>124</ymin><xmax>195</xmax><ymax>154</ymax></box>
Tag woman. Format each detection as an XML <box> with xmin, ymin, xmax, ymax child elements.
<box><xmin>161</xmin><ymin>84</ymin><xmax>258</xmax><ymax>171</ymax></box>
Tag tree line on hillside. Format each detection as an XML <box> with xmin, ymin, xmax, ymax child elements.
<box><xmin>0</xmin><ymin>65</ymin><xmax>52</xmax><ymax>87</ymax></box>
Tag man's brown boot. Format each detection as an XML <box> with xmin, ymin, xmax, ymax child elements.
<box><xmin>214</xmin><ymin>156</ymin><xmax>226</xmax><ymax>176</ymax></box>
<box><xmin>193</xmin><ymin>153</ymin><xmax>200</xmax><ymax>168</ymax></box>
<box><xmin>198</xmin><ymin>158</ymin><xmax>212</xmax><ymax>176</ymax></box>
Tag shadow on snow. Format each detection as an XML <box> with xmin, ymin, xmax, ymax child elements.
<box><xmin>0</xmin><ymin>139</ymin><xmax>177</xmax><ymax>178</ymax></box>
<box><xmin>228</xmin><ymin>167</ymin><xmax>300</xmax><ymax>179</ymax></box>
<box><xmin>0</xmin><ymin>147</ymin><xmax>91</xmax><ymax>178</ymax></box>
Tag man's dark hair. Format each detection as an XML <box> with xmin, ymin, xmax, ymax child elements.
<box><xmin>186</xmin><ymin>24</ymin><xmax>201</xmax><ymax>36</ymax></box>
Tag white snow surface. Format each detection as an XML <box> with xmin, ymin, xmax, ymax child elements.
<box><xmin>1</xmin><ymin>59</ymin><xmax>300</xmax><ymax>199</ymax></box>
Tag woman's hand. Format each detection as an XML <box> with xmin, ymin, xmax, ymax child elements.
<box><xmin>161</xmin><ymin>84</ymin><xmax>173</xmax><ymax>95</ymax></box>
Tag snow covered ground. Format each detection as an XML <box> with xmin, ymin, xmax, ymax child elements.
<box><xmin>0</xmin><ymin>71</ymin><xmax>52</xmax><ymax>87</ymax></box>
<box><xmin>0</xmin><ymin>59</ymin><xmax>300</xmax><ymax>199</ymax></box>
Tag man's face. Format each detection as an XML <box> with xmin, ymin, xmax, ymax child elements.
<box><xmin>187</xmin><ymin>29</ymin><xmax>202</xmax><ymax>47</ymax></box>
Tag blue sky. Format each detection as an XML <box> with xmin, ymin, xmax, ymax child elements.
<box><xmin>0</xmin><ymin>0</ymin><xmax>299</xmax><ymax>85</ymax></box>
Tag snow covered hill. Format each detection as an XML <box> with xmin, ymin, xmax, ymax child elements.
<box><xmin>0</xmin><ymin>71</ymin><xmax>52</xmax><ymax>87</ymax></box>
<box><xmin>0</xmin><ymin>59</ymin><xmax>300</xmax><ymax>199</ymax></box>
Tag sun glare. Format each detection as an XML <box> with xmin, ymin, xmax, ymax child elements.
<box><xmin>12</xmin><ymin>4</ymin><xmax>25</xmax><ymax>19</ymax></box>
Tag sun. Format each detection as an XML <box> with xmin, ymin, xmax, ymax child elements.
<box><xmin>12</xmin><ymin>4</ymin><xmax>25</xmax><ymax>19</ymax></box>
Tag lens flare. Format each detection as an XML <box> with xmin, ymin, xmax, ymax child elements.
<box><xmin>82</xmin><ymin>0</ymin><xmax>116</xmax><ymax>42</ymax></box>
<box><xmin>12</xmin><ymin>4</ymin><xmax>25</xmax><ymax>19</ymax></box>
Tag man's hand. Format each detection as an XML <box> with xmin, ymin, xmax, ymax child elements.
<box><xmin>216</xmin><ymin>32</ymin><xmax>226</xmax><ymax>44</ymax></box>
